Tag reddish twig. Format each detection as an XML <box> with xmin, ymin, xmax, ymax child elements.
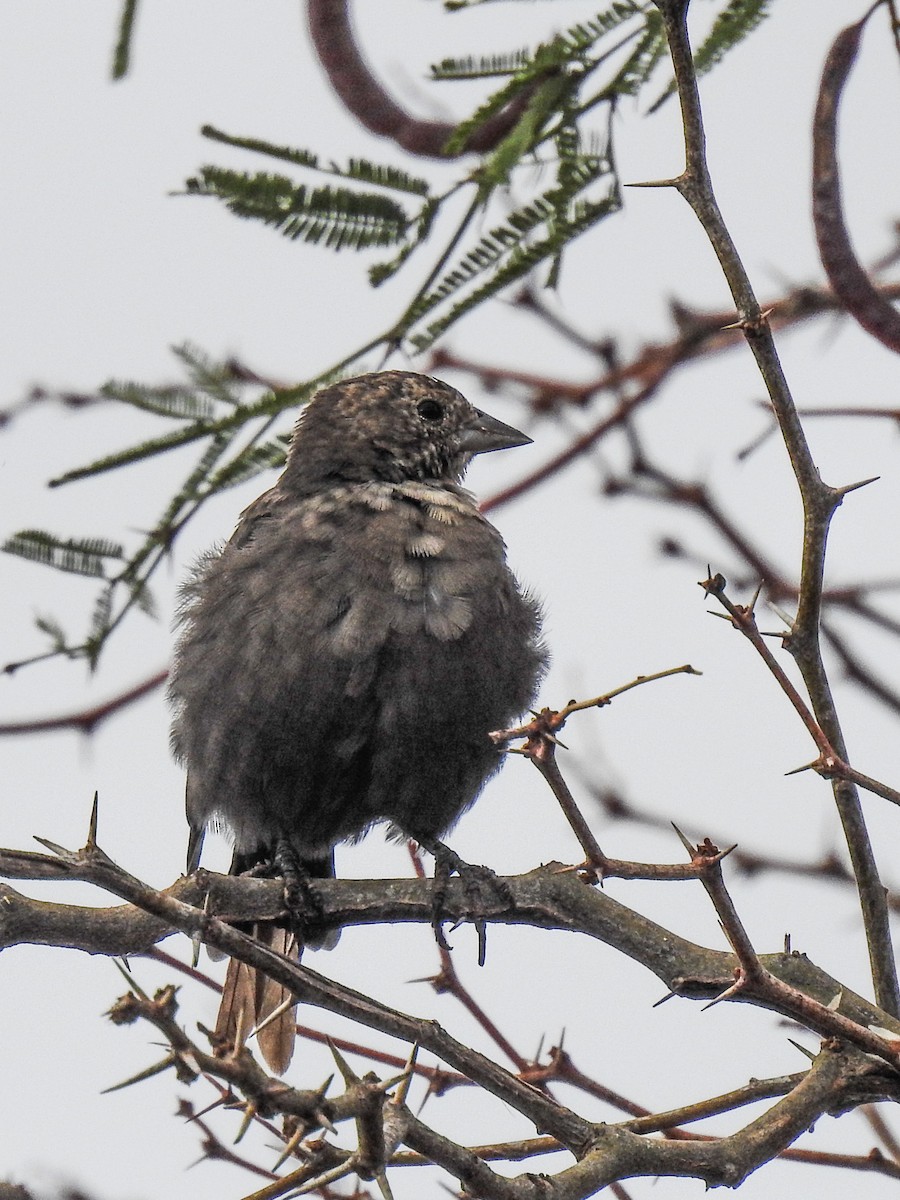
<box><xmin>576</xmin><ymin>769</ymin><xmax>900</xmax><ymax>911</ymax></box>
<box><xmin>701</xmin><ymin>574</ymin><xmax>837</xmax><ymax>756</ymax></box>
<box><xmin>0</xmin><ymin>668</ymin><xmax>168</xmax><ymax>735</ymax></box>
<box><xmin>701</xmin><ymin>574</ymin><xmax>900</xmax><ymax>811</ymax></box>
<box><xmin>493</xmin><ymin>667</ymin><xmax>717</xmax><ymax>881</ymax></box>
<box><xmin>147</xmin><ymin>944</ymin><xmax>470</xmax><ymax>1094</ymax></box>
<box><xmin>862</xmin><ymin>1105</ymin><xmax>900</xmax><ymax>1164</ymax></box>
<box><xmin>482</xmin><ymin>378</ymin><xmax>664</xmax><ymax>515</ymax></box>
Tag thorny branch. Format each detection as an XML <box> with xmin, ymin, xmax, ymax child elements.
<box><xmin>6</xmin><ymin>827</ymin><xmax>900</xmax><ymax>1195</ymax></box>
<box><xmin>5</xmin><ymin>623</ymin><xmax>900</xmax><ymax>1193</ymax></box>
<box><xmin>654</xmin><ymin>0</ymin><xmax>899</xmax><ymax>1017</ymax></box>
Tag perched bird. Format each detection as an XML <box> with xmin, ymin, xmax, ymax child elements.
<box><xmin>169</xmin><ymin>370</ymin><xmax>546</xmax><ymax>1072</ymax></box>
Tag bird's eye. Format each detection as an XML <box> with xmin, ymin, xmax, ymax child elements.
<box><xmin>417</xmin><ymin>398</ymin><xmax>444</xmax><ymax>422</ymax></box>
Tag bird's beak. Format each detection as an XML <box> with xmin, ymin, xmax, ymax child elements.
<box><xmin>458</xmin><ymin>408</ymin><xmax>532</xmax><ymax>455</ymax></box>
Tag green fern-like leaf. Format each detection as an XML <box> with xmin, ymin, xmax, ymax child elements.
<box><xmin>602</xmin><ymin>9</ymin><xmax>667</xmax><ymax>97</ymax></box>
<box><xmin>431</xmin><ymin>50</ymin><xmax>532</xmax><ymax>80</ymax></box>
<box><xmin>367</xmin><ymin>193</ymin><xmax>439</xmax><ymax>286</ymax></box>
<box><xmin>170</xmin><ymin>342</ymin><xmax>244</xmax><ymax>407</ymax></box>
<box><xmin>205</xmin><ymin>438</ymin><xmax>290</xmax><ymax>492</ymax></box>
<box><xmin>693</xmin><ymin>0</ymin><xmax>770</xmax><ymax>74</ymax></box>
<box><xmin>50</xmin><ymin>371</ymin><xmax>312</xmax><ymax>487</ymax></box>
<box><xmin>405</xmin><ymin>153</ymin><xmax>616</xmax><ymax>347</ymax></box>
<box><xmin>85</xmin><ymin>584</ymin><xmax>115</xmax><ymax>668</ymax></box>
<box><xmin>452</xmin><ymin>37</ymin><xmax>585</xmax><ymax>164</ymax></box>
<box><xmin>555</xmin><ymin>121</ymin><xmax>582</xmax><ymax>168</ymax></box>
<box><xmin>560</xmin><ymin>2</ymin><xmax>646</xmax><ymax>54</ymax></box>
<box><xmin>34</xmin><ymin>613</ymin><xmax>70</xmax><ymax>651</ymax></box>
<box><xmin>408</xmin><ymin>202</ymin><xmax>551</xmax><ymax>321</ymax></box>
<box><xmin>440</xmin><ymin>73</ymin><xmax>536</xmax><ymax>159</ymax></box>
<box><xmin>649</xmin><ymin>0</ymin><xmax>770</xmax><ymax>112</ymax></box>
<box><xmin>49</xmin><ymin>422</ymin><xmax>219</xmax><ymax>487</ymax></box>
<box><xmin>443</xmin><ymin>0</ymin><xmax>503</xmax><ymax>11</ymax></box>
<box><xmin>187</xmin><ymin>169</ymin><xmax>410</xmax><ymax>250</ymax></box>
<box><xmin>4</xmin><ymin>531</ymin><xmax>124</xmax><ymax>578</ymax></box>
<box><xmin>201</xmin><ymin>125</ymin><xmax>320</xmax><ymax>171</ymax></box>
<box><xmin>123</xmin><ymin>574</ymin><xmax>157</xmax><ymax>619</ymax></box>
<box><xmin>409</xmin><ymin>188</ymin><xmax>619</xmax><ymax>351</ymax></box>
<box><xmin>337</xmin><ymin>159</ymin><xmax>431</xmax><ymax>197</ymax></box>
<box><xmin>408</xmin><ymin>153</ymin><xmax>608</xmax><ymax>325</ymax></box>
<box><xmin>151</xmin><ymin>433</ymin><xmax>238</xmax><ymax>541</ymax></box>
<box><xmin>100</xmin><ymin>380</ymin><xmax>215</xmax><ymax>420</ymax></box>
<box><xmin>479</xmin><ymin>64</ymin><xmax>583</xmax><ymax>189</ymax></box>
<box><xmin>201</xmin><ymin>126</ymin><xmax>430</xmax><ymax>196</ymax></box>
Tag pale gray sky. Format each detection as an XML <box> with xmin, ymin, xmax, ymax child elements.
<box><xmin>2</xmin><ymin>3</ymin><xmax>900</xmax><ymax>1198</ymax></box>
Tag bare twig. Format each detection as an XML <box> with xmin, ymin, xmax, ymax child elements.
<box><xmin>0</xmin><ymin>669</ymin><xmax>167</xmax><ymax>735</ymax></box>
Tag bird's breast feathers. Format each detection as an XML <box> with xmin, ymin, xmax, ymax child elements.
<box><xmin>260</xmin><ymin>480</ymin><xmax>509</xmax><ymax>651</ymax></box>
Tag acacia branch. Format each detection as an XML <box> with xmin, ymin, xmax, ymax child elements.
<box><xmin>655</xmin><ymin>0</ymin><xmax>899</xmax><ymax>1016</ymax></box>
<box><xmin>5</xmin><ymin>839</ymin><xmax>900</xmax><ymax>1062</ymax></box>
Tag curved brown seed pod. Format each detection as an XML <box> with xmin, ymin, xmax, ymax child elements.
<box><xmin>812</xmin><ymin>6</ymin><xmax>900</xmax><ymax>355</ymax></box>
<box><xmin>307</xmin><ymin>0</ymin><xmax>541</xmax><ymax>158</ymax></box>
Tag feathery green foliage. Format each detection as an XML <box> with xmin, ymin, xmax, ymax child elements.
<box><xmin>407</xmin><ymin>151</ymin><xmax>619</xmax><ymax>349</ymax></box>
<box><xmin>100</xmin><ymin>381</ymin><xmax>215</xmax><ymax>420</ymax></box>
<box><xmin>186</xmin><ymin>169</ymin><xmax>411</xmax><ymax>250</ymax></box>
<box><xmin>185</xmin><ymin>1</ymin><xmax>747</xmax><ymax>358</ymax></box>
<box><xmin>200</xmin><ymin>127</ymin><xmax>432</xmax><ymax>196</ymax></box>
<box><xmin>415</xmin><ymin>156</ymin><xmax>611</xmax><ymax>312</ymax></box>
<box><xmin>49</xmin><ymin>345</ymin><xmax>302</xmax><ymax>487</ymax></box>
<box><xmin>205</xmin><ymin>438</ymin><xmax>291</xmax><ymax>492</ymax></box>
<box><xmin>159</xmin><ymin>434</ymin><xmax>239</xmax><ymax>532</ymax></box>
<box><xmin>369</xmin><ymin>199</ymin><xmax>440</xmax><ymax>287</ymax></box>
<box><xmin>172</xmin><ymin>343</ymin><xmax>248</xmax><ymax>406</ymax></box>
<box><xmin>443</xmin><ymin>0</ymin><xmax>503</xmax><ymax>9</ymax></box>
<box><xmin>440</xmin><ymin>72</ymin><xmax>538</xmax><ymax>158</ymax></box>
<box><xmin>339</xmin><ymin>160</ymin><xmax>431</xmax><ymax>197</ymax></box>
<box><xmin>692</xmin><ymin>0</ymin><xmax>770</xmax><ymax>76</ymax></box>
<box><xmin>601</xmin><ymin>8</ymin><xmax>667</xmax><ymax>97</ymax></box>
<box><xmin>33</xmin><ymin>614</ymin><xmax>71</xmax><ymax>654</ymax></box>
<box><xmin>560</xmin><ymin>2</ymin><xmax>647</xmax><ymax>55</ymax></box>
<box><xmin>200</xmin><ymin>125</ymin><xmax>321</xmax><ymax>171</ymax></box>
<box><xmin>431</xmin><ymin>50</ymin><xmax>533</xmax><ymax>80</ymax></box>
<box><xmin>7</xmin><ymin>344</ymin><xmax>350</xmax><ymax>667</ymax></box>
<box><xmin>650</xmin><ymin>0</ymin><xmax>771</xmax><ymax>111</ymax></box>
<box><xmin>410</xmin><ymin>190</ymin><xmax>620</xmax><ymax>352</ymax></box>
<box><xmin>4</xmin><ymin>531</ymin><xmax>125</xmax><ymax>579</ymax></box>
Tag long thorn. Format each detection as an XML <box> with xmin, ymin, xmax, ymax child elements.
<box><xmin>87</xmin><ymin>791</ymin><xmax>100</xmax><ymax>848</ymax></box>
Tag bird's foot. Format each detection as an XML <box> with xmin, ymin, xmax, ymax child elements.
<box><xmin>272</xmin><ymin>838</ymin><xmax>332</xmax><ymax>948</ymax></box>
<box><xmin>418</xmin><ymin>837</ymin><xmax>512</xmax><ymax>966</ymax></box>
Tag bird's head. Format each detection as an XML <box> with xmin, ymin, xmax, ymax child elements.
<box><xmin>282</xmin><ymin>371</ymin><xmax>531</xmax><ymax>491</ymax></box>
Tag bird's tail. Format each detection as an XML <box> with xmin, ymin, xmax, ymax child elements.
<box><xmin>213</xmin><ymin>846</ymin><xmax>337</xmax><ymax>1074</ymax></box>
<box><xmin>216</xmin><ymin>923</ymin><xmax>299</xmax><ymax>1075</ymax></box>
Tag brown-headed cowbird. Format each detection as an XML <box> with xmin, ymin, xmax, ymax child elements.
<box><xmin>169</xmin><ymin>370</ymin><xmax>546</xmax><ymax>1072</ymax></box>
